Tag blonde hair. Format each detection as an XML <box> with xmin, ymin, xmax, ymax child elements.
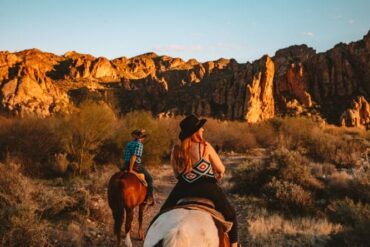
<box><xmin>172</xmin><ymin>130</ymin><xmax>206</xmax><ymax>175</ymax></box>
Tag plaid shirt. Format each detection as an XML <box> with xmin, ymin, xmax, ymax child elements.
<box><xmin>124</xmin><ymin>139</ymin><xmax>143</xmax><ymax>164</ymax></box>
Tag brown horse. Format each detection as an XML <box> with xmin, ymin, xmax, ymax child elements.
<box><xmin>108</xmin><ymin>171</ymin><xmax>147</xmax><ymax>247</ymax></box>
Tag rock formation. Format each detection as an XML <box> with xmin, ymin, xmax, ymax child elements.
<box><xmin>340</xmin><ymin>96</ymin><xmax>370</xmax><ymax>127</ymax></box>
<box><xmin>243</xmin><ymin>56</ymin><xmax>275</xmax><ymax>123</ymax></box>
<box><xmin>0</xmin><ymin>49</ymin><xmax>69</xmax><ymax>117</ymax></box>
<box><xmin>0</xmin><ymin>31</ymin><xmax>369</xmax><ymax>126</ymax></box>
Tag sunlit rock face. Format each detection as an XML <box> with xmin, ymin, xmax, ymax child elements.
<box><xmin>274</xmin><ymin>44</ymin><xmax>315</xmax><ymax>110</ymax></box>
<box><xmin>0</xmin><ymin>31</ymin><xmax>369</xmax><ymax>127</ymax></box>
<box><xmin>0</xmin><ymin>49</ymin><xmax>69</xmax><ymax>117</ymax></box>
<box><xmin>272</xmin><ymin>31</ymin><xmax>370</xmax><ymax>126</ymax></box>
<box><xmin>242</xmin><ymin>55</ymin><xmax>275</xmax><ymax>123</ymax></box>
<box><xmin>340</xmin><ymin>96</ymin><xmax>370</xmax><ymax>127</ymax></box>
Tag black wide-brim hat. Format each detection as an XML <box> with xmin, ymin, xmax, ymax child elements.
<box><xmin>179</xmin><ymin>114</ymin><xmax>207</xmax><ymax>141</ymax></box>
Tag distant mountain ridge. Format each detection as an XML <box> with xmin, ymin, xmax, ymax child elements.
<box><xmin>0</xmin><ymin>31</ymin><xmax>369</xmax><ymax>127</ymax></box>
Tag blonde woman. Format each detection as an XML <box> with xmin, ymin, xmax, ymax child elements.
<box><xmin>161</xmin><ymin>114</ymin><xmax>239</xmax><ymax>247</ymax></box>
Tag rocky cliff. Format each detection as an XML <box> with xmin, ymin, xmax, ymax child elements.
<box><xmin>0</xmin><ymin>31</ymin><xmax>369</xmax><ymax>126</ymax></box>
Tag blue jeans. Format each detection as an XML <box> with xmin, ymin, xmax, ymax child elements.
<box><xmin>121</xmin><ymin>163</ymin><xmax>153</xmax><ymax>197</ymax></box>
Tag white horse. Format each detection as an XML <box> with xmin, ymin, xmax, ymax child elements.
<box><xmin>144</xmin><ymin>208</ymin><xmax>221</xmax><ymax>247</ymax></box>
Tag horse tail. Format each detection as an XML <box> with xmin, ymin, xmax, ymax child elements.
<box><xmin>113</xmin><ymin>194</ymin><xmax>124</xmax><ymax>236</ymax></box>
<box><xmin>163</xmin><ymin>228</ymin><xmax>189</xmax><ymax>247</ymax></box>
<box><xmin>108</xmin><ymin>174</ymin><xmax>125</xmax><ymax>237</ymax></box>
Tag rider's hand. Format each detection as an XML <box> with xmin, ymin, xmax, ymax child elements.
<box><xmin>129</xmin><ymin>169</ymin><xmax>134</xmax><ymax>173</ymax></box>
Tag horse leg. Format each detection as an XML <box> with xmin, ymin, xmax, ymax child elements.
<box><xmin>124</xmin><ymin>208</ymin><xmax>134</xmax><ymax>247</ymax></box>
<box><xmin>138</xmin><ymin>203</ymin><xmax>146</xmax><ymax>240</ymax></box>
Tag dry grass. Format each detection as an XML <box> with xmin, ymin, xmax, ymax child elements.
<box><xmin>247</xmin><ymin>211</ymin><xmax>342</xmax><ymax>247</ymax></box>
<box><xmin>0</xmin><ymin>160</ymin><xmax>51</xmax><ymax>246</ymax></box>
<box><xmin>327</xmin><ymin>198</ymin><xmax>370</xmax><ymax>246</ymax></box>
<box><xmin>0</xmin><ymin>157</ymin><xmax>117</xmax><ymax>247</ymax></box>
<box><xmin>205</xmin><ymin>118</ymin><xmax>259</xmax><ymax>152</ymax></box>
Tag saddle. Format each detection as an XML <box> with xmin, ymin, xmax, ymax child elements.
<box><xmin>176</xmin><ymin>197</ymin><xmax>233</xmax><ymax>232</ymax></box>
<box><xmin>122</xmin><ymin>170</ymin><xmax>147</xmax><ymax>187</ymax></box>
<box><xmin>149</xmin><ymin>197</ymin><xmax>232</xmax><ymax>247</ymax></box>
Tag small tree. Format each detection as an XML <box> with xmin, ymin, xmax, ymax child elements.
<box><xmin>62</xmin><ymin>101</ymin><xmax>117</xmax><ymax>174</ymax></box>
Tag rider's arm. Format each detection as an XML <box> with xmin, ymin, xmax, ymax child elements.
<box><xmin>207</xmin><ymin>142</ymin><xmax>225</xmax><ymax>179</ymax></box>
<box><xmin>129</xmin><ymin>155</ymin><xmax>137</xmax><ymax>172</ymax></box>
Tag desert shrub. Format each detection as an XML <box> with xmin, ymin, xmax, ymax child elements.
<box><xmin>326</xmin><ymin>171</ymin><xmax>370</xmax><ymax>203</ymax></box>
<box><xmin>230</xmin><ymin>159</ymin><xmax>278</xmax><ymax>195</ymax></box>
<box><xmin>85</xmin><ymin>165</ymin><xmax>116</xmax><ymax>222</ymax></box>
<box><xmin>205</xmin><ymin>118</ymin><xmax>258</xmax><ymax>152</ymax></box>
<box><xmin>61</xmin><ymin>100</ymin><xmax>117</xmax><ymax>174</ymax></box>
<box><xmin>272</xmin><ymin>148</ymin><xmax>309</xmax><ymax>183</ymax></box>
<box><xmin>0</xmin><ymin>161</ymin><xmax>51</xmax><ymax>246</ymax></box>
<box><xmin>262</xmin><ymin>178</ymin><xmax>314</xmax><ymax>214</ymax></box>
<box><xmin>347</xmin><ymin>174</ymin><xmax>370</xmax><ymax>203</ymax></box>
<box><xmin>35</xmin><ymin>183</ymin><xmax>90</xmax><ymax>220</ymax></box>
<box><xmin>251</xmin><ymin>119</ymin><xmax>279</xmax><ymax>147</ymax></box>
<box><xmin>0</xmin><ymin>117</ymin><xmax>64</xmax><ymax>176</ymax></box>
<box><xmin>275</xmin><ymin>148</ymin><xmax>324</xmax><ymax>192</ymax></box>
<box><xmin>231</xmin><ymin>148</ymin><xmax>324</xmax><ymax>215</ymax></box>
<box><xmin>278</xmin><ymin>117</ymin><xmax>317</xmax><ymax>151</ymax></box>
<box><xmin>305</xmin><ymin>129</ymin><xmax>367</xmax><ymax>168</ymax></box>
<box><xmin>326</xmin><ymin>171</ymin><xmax>352</xmax><ymax>198</ymax></box>
<box><xmin>272</xmin><ymin>118</ymin><xmax>367</xmax><ymax>163</ymax></box>
<box><xmin>257</xmin><ymin>118</ymin><xmax>369</xmax><ymax>167</ymax></box>
<box><xmin>327</xmin><ymin>198</ymin><xmax>370</xmax><ymax>246</ymax></box>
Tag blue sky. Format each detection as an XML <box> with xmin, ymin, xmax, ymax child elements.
<box><xmin>0</xmin><ymin>0</ymin><xmax>369</xmax><ymax>62</ymax></box>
